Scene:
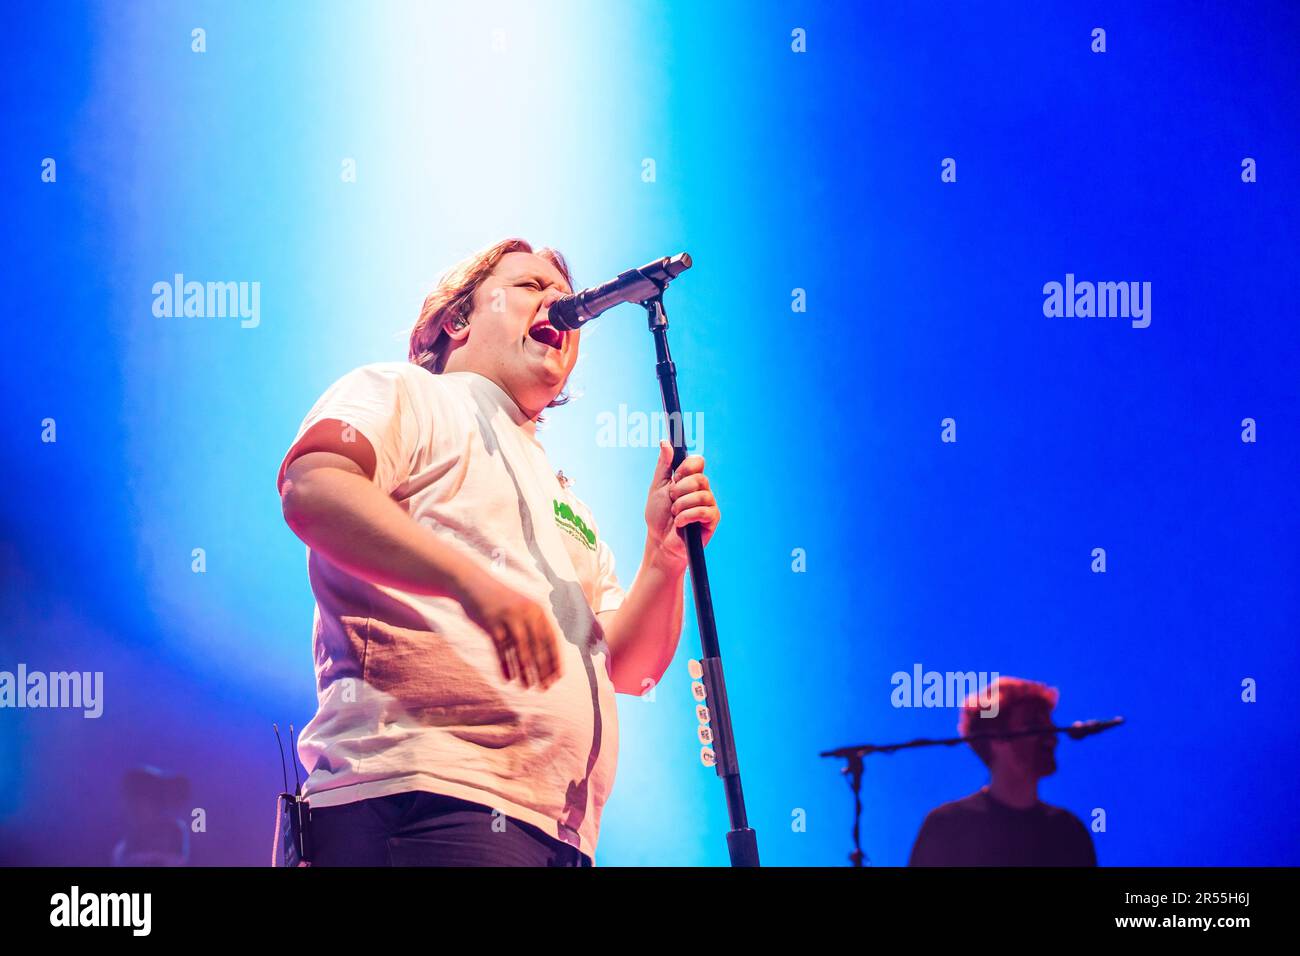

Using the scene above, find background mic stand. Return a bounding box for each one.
[643,289,760,867]
[821,716,1124,867]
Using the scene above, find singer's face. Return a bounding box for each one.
[462,252,579,416]
[993,700,1058,779]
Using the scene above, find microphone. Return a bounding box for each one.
[1062,716,1125,740]
[548,253,692,331]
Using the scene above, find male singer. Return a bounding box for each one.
[908,676,1097,866]
[276,238,720,866]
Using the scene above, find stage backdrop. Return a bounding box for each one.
[3,0,1298,865]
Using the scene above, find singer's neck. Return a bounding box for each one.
[986,773,1039,809]
[441,360,559,424]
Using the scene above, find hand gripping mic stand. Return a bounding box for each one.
[640,263,760,868]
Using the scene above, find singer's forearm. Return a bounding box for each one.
[280,457,489,603]
[603,541,688,696]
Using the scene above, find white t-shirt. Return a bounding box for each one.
[278,362,627,860]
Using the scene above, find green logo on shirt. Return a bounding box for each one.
[554,499,596,550]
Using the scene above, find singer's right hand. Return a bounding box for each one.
[459,571,563,690]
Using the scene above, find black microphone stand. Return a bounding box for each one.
[642,289,760,868]
[820,717,1124,867]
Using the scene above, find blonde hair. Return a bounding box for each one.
[409,237,574,382]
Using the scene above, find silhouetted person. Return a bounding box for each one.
[111,766,190,866]
[909,677,1096,866]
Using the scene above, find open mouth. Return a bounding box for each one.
[528,319,565,351]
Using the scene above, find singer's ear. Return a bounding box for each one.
[443,309,472,341]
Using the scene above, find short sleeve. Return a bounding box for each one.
[278,363,422,495]
[593,535,627,615]
[907,811,949,867]
[1071,815,1098,867]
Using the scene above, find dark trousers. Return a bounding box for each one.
[307,790,592,867]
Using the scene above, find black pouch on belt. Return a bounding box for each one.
[275,792,312,867]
